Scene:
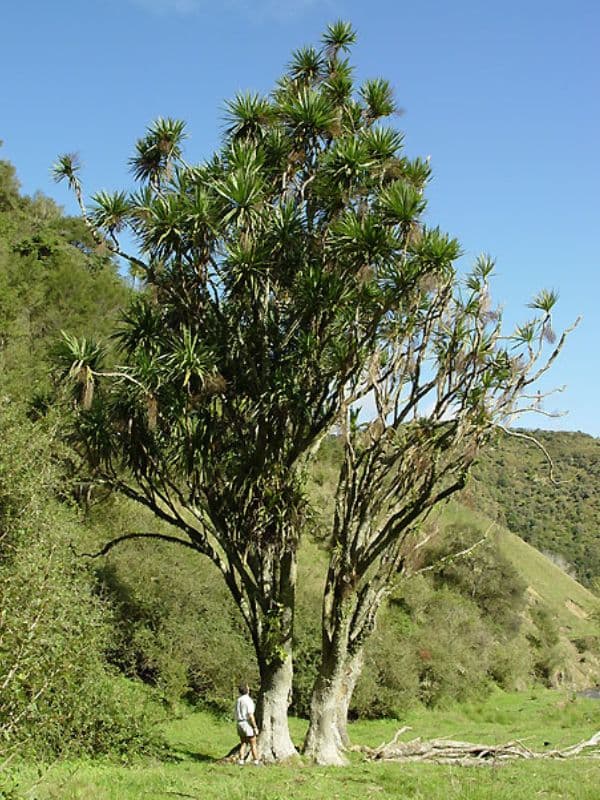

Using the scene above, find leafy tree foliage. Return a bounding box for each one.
[54,23,572,762]
[467,430,600,587]
[53,20,456,760]
[0,153,149,759]
[0,150,129,406]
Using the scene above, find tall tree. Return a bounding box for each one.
[54,22,572,762]
[55,20,428,760]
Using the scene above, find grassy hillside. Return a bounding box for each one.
[439,502,598,637]
[434,502,600,689]
[466,429,600,587]
[496,528,597,637]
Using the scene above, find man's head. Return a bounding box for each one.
[238,682,249,696]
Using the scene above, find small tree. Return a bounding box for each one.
[303,270,574,763]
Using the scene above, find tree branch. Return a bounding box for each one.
[72,532,200,558]
[494,425,569,486]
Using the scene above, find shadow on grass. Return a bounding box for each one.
[162,747,217,764]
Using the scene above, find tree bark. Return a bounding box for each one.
[256,650,298,762]
[253,545,298,762]
[335,649,363,749]
[303,644,365,765]
[303,659,349,765]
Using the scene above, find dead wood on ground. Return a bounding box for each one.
[356,727,600,766]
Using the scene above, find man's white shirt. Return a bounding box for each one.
[235,693,255,722]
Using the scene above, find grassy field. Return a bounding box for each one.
[7,689,600,800]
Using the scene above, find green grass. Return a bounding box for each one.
[8,689,600,800]
[495,529,598,636]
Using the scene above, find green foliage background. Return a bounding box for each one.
[0,408,156,759]
[0,155,152,758]
[0,154,128,406]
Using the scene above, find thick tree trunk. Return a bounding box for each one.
[303,646,365,765]
[256,651,298,762]
[303,662,349,765]
[302,606,360,765]
[335,649,363,749]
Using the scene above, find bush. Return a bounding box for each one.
[352,609,420,718]
[290,625,321,718]
[528,605,569,686]
[0,409,156,758]
[352,576,499,716]
[426,522,527,635]
[488,634,533,690]
[411,588,493,706]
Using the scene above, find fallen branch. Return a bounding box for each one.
[361,729,600,766]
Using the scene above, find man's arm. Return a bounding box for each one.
[247,699,259,735]
[248,711,259,735]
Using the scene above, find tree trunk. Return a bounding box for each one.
[303,659,349,765]
[254,545,299,762]
[303,605,360,765]
[256,651,298,762]
[335,649,363,749]
[303,646,365,765]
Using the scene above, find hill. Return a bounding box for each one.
[465,429,600,587]
[439,502,598,636]
[435,503,600,689]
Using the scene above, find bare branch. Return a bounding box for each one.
[494,425,570,486]
[72,532,200,558]
[407,525,494,578]
[523,316,582,388]
[91,369,148,392]
[362,728,600,764]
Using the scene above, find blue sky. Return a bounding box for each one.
[2,0,599,435]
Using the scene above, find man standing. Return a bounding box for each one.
[235,682,260,766]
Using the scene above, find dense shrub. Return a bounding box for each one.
[425,522,528,634]
[290,620,321,719]
[349,579,492,717]
[350,522,541,716]
[488,634,534,690]
[352,606,420,718]
[527,605,569,686]
[468,430,600,587]
[0,410,156,758]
